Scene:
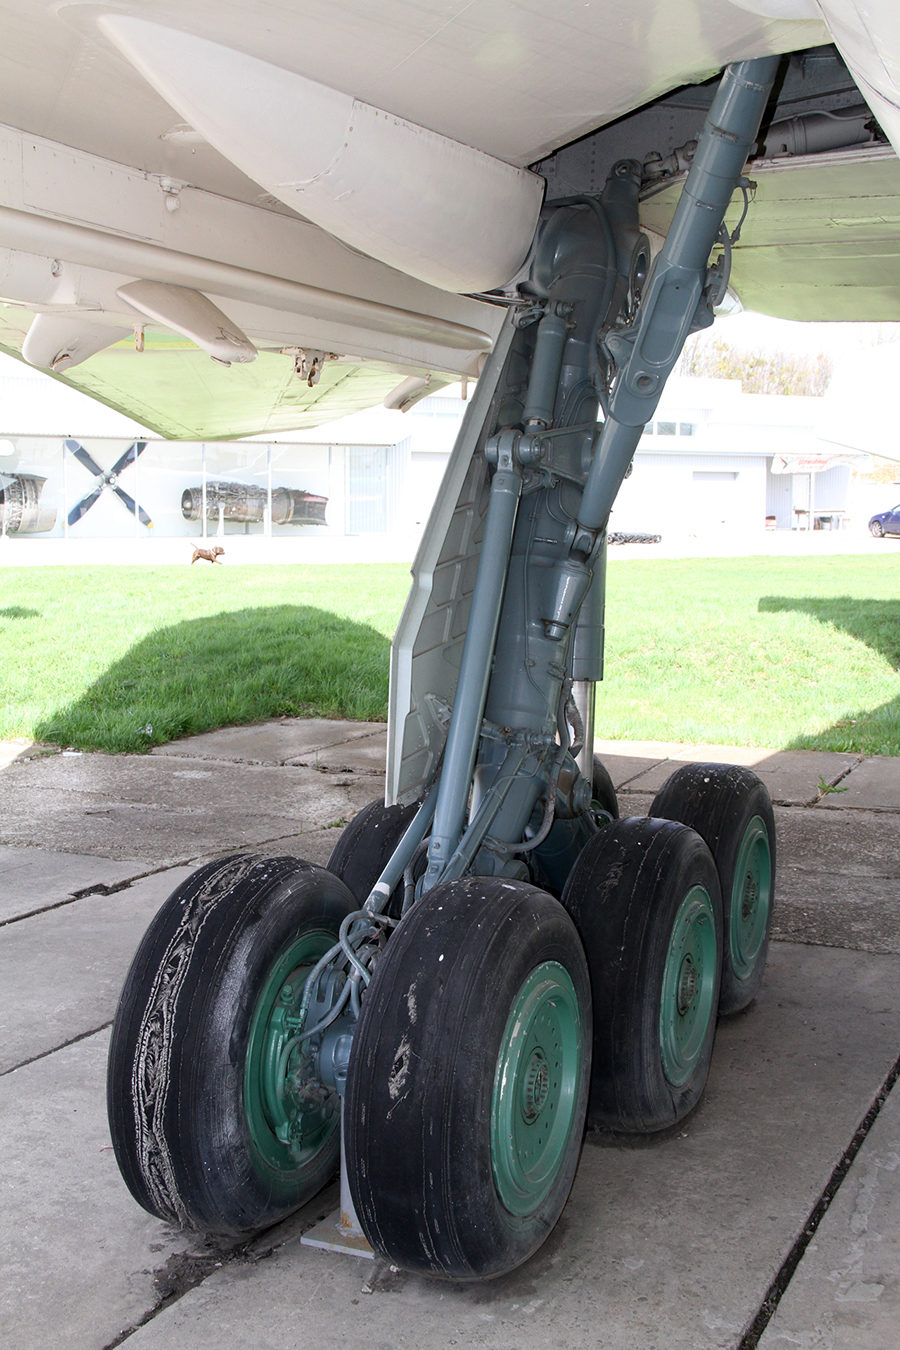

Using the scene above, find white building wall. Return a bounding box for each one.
[848,471,900,530]
[812,465,851,513]
[1,360,877,559]
[766,461,794,528]
[610,452,765,537]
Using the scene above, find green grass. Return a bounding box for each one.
[0,565,410,753]
[601,555,900,756]
[0,555,897,756]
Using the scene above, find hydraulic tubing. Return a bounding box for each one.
[576,57,779,534]
[362,783,438,912]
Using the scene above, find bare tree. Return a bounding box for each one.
[677,337,833,395]
[863,455,900,485]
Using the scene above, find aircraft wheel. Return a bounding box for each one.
[327,798,419,915]
[562,817,722,1133]
[107,855,354,1234]
[650,764,775,1014]
[592,755,619,819]
[870,520,885,538]
[345,877,591,1278]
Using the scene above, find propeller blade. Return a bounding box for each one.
[110,439,148,477]
[64,438,105,478]
[68,484,104,525]
[113,486,153,528]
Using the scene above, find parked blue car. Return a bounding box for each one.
[869,504,900,537]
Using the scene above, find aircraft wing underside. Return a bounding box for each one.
[644,147,900,322]
[0,1,899,438]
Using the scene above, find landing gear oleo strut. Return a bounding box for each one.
[108,60,779,1279]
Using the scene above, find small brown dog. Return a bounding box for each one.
[191,545,224,564]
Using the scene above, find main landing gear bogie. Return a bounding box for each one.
[106,790,764,1261]
[105,55,782,1281]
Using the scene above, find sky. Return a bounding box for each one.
[699,311,900,360]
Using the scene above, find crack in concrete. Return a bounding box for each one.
[737,1049,900,1349]
[0,1021,113,1076]
[0,825,345,930]
[779,865,900,879]
[99,1242,276,1350]
[814,757,864,803]
[0,862,192,928]
[815,802,900,814]
[97,1199,340,1349]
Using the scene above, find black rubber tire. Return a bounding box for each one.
[345,877,592,1279]
[561,817,722,1133]
[592,755,619,819]
[649,763,776,1015]
[107,854,354,1234]
[870,521,885,538]
[327,798,418,915]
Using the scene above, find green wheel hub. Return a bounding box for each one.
[491,961,584,1217]
[659,886,718,1088]
[730,815,772,979]
[244,930,340,1180]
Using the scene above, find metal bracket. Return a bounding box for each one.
[300,1104,375,1260]
[281,347,338,386]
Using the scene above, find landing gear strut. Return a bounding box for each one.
[108,58,780,1277]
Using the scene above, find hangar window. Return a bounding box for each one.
[346,446,387,532]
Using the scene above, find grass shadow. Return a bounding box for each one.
[759,595,900,755]
[35,605,391,753]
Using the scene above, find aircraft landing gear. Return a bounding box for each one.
[108,55,780,1277]
[562,817,723,1133]
[345,878,591,1277]
[107,856,354,1233]
[650,763,776,1014]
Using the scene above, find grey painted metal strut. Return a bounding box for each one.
[423,449,523,888]
[576,56,779,536]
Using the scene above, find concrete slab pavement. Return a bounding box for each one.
[0,752,377,863]
[0,867,195,1073]
[0,720,898,1350]
[815,755,900,813]
[604,743,861,807]
[286,732,388,774]
[149,718,387,766]
[0,847,149,924]
[769,808,900,954]
[0,1032,217,1350]
[758,1078,900,1350]
[592,739,682,791]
